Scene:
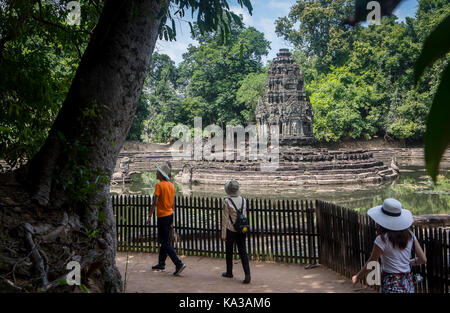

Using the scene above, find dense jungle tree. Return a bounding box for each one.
[0,0,253,292]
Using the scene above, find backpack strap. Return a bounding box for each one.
[240,197,246,211]
[227,197,244,226]
[227,197,242,213]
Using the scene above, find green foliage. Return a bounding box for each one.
[78,284,91,293]
[307,66,379,141]
[158,0,253,44]
[236,71,267,122]
[275,0,355,72]
[58,278,68,286]
[54,133,109,203]
[126,95,151,141]
[280,0,449,145]
[386,90,429,140]
[422,62,450,182]
[344,0,403,25]
[0,0,256,171]
[178,23,270,127]
[98,211,106,224]
[413,13,450,182]
[135,53,185,143]
[0,0,100,169]
[136,20,269,142]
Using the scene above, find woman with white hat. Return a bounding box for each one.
[352,198,427,293]
[221,179,251,284]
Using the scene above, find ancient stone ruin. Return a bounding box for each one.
[174,49,399,187]
[111,157,141,185]
[256,48,314,146]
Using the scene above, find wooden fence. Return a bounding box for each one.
[112,195,449,293]
[316,200,450,293]
[112,195,319,264]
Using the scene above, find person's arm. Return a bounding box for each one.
[221,200,228,241]
[410,239,427,266]
[147,183,161,224]
[352,243,383,284]
[171,194,175,228]
[147,195,158,224]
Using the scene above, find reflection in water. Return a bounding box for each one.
[110,166,449,215]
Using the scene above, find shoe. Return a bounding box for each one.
[173,263,186,276]
[152,264,165,271]
[222,272,233,278]
[243,275,251,284]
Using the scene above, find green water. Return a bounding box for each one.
[110,166,450,215]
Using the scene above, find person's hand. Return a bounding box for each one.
[352,275,359,285]
[146,217,151,225]
[221,236,226,242]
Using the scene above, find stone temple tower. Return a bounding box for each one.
[256,49,314,145]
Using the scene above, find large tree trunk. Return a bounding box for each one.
[1,0,166,292]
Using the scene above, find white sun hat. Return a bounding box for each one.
[224,179,240,197]
[155,164,171,181]
[367,198,413,231]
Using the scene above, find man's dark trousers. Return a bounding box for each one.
[225,229,250,275]
[157,214,182,267]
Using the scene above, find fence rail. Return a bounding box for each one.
[112,195,449,293]
[112,195,319,264]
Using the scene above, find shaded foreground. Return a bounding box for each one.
[116,252,374,293]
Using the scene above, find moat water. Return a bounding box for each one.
[111,165,450,215]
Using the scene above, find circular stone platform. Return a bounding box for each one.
[174,147,398,187]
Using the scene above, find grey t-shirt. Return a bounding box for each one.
[374,231,417,274]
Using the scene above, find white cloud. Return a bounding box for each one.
[154,0,420,66]
[155,17,198,64]
[267,0,293,15]
[230,5,254,25]
[393,0,418,22]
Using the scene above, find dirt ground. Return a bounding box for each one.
[116,252,375,293]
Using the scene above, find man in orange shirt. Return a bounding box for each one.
[147,164,186,276]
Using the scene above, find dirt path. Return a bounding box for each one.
[116,252,374,293]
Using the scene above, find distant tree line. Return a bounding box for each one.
[126,21,270,143]
[127,0,448,144]
[1,1,448,172]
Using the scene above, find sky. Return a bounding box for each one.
[155,0,419,66]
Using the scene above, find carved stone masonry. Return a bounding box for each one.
[255,49,314,146]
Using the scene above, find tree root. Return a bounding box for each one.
[0,276,25,292]
[0,174,123,292]
[21,223,49,287]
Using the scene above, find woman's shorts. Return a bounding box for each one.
[381,272,414,293]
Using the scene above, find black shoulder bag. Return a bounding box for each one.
[227,197,250,234]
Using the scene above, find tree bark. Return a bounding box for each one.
[2,0,167,292]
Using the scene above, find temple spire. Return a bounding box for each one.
[255,49,314,146]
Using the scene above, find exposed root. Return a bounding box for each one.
[22,223,49,287]
[0,174,123,292]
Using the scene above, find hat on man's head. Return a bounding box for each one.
[367,198,413,231]
[155,164,171,181]
[224,179,240,197]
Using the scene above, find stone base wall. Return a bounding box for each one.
[175,147,399,186]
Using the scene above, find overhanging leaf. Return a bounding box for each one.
[424,63,450,182]
[345,0,402,26]
[414,14,450,85]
